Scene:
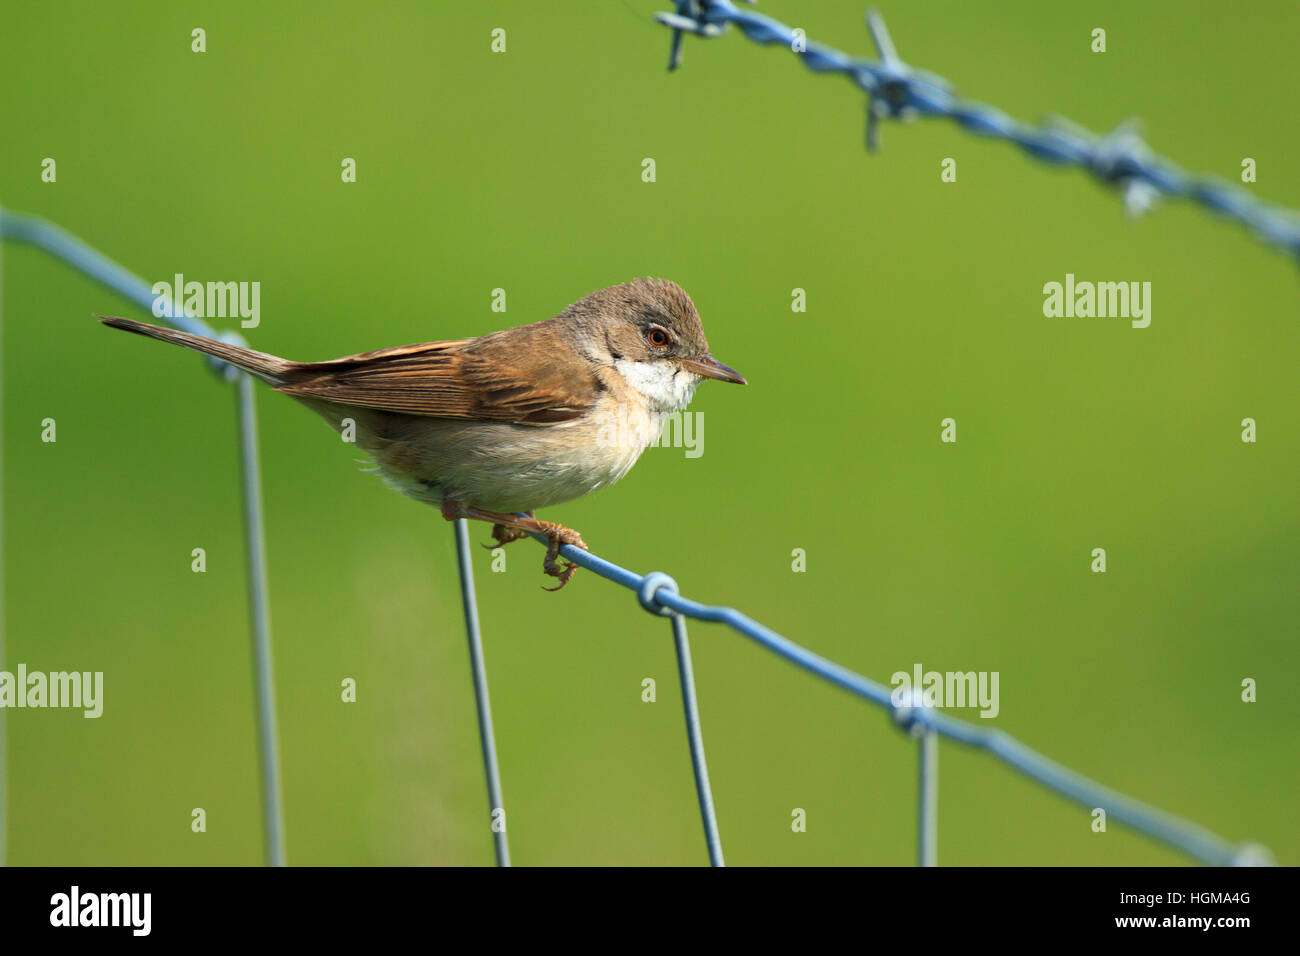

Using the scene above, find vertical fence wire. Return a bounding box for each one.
[0,208,286,866]
[670,612,724,866]
[0,223,7,866]
[918,728,937,867]
[452,518,511,867]
[637,571,725,866]
[235,373,286,866]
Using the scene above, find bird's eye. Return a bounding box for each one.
[645,327,670,348]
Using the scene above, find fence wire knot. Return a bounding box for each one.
[637,571,680,616]
[891,686,937,737]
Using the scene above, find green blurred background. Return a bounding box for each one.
[1,0,1296,866]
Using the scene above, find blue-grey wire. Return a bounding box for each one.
[235,374,286,866]
[669,606,725,866]
[0,218,7,866]
[0,208,287,865]
[657,1,1300,262]
[453,518,511,867]
[526,527,1270,867]
[918,729,937,867]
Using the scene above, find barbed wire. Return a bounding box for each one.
[656,1,1300,263]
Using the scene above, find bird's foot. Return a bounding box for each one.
[441,502,587,590]
[539,524,588,591]
[482,513,534,549]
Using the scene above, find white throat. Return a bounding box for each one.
[615,359,700,413]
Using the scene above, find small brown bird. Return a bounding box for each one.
[101,278,745,588]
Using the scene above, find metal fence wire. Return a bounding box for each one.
[658,2,1300,262]
[0,3,1289,867]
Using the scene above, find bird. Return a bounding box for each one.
[100,278,746,588]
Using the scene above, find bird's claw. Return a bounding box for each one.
[482,523,530,549]
[540,532,587,590]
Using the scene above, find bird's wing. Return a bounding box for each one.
[277,335,598,424]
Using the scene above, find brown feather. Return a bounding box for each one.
[276,323,601,424]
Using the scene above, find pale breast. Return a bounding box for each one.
[373,406,662,513]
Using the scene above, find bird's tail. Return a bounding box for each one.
[98,315,291,385]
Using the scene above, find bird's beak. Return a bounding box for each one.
[680,355,747,385]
